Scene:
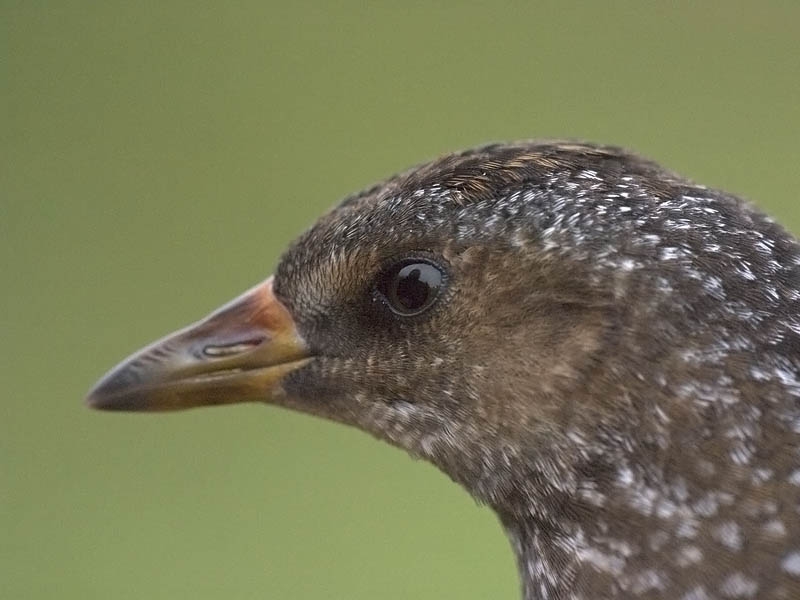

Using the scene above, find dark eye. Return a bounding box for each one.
[376,259,444,316]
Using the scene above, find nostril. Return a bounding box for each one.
[202,337,265,358]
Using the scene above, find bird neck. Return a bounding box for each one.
[494,460,684,600]
[500,492,664,600]
[501,515,580,600]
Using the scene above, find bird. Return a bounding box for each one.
[87,141,800,599]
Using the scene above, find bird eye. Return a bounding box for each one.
[376,259,444,316]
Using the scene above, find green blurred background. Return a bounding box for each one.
[3,2,799,598]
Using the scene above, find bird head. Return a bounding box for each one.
[85,141,778,512]
[88,142,649,508]
[87,141,800,597]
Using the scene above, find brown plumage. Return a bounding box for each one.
[88,141,800,599]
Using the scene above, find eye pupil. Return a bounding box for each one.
[379,260,444,316]
[394,266,426,309]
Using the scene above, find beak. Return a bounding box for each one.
[86,276,311,412]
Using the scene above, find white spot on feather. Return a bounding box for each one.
[713,521,743,551]
[782,551,800,576]
[720,572,758,598]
